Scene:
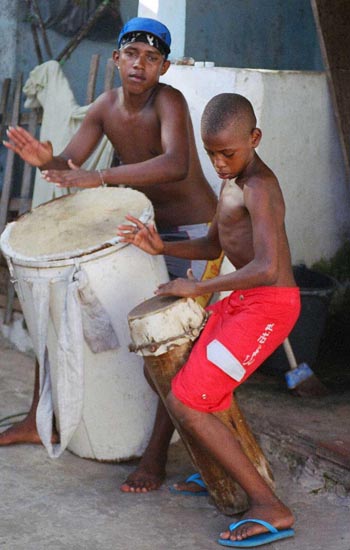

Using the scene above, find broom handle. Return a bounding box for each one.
[282,338,298,370]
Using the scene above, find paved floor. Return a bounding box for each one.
[0,332,350,550]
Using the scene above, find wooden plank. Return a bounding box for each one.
[9,197,32,214]
[0,74,22,233]
[86,54,100,105]
[316,439,350,469]
[19,110,42,126]
[311,0,350,179]
[0,292,22,313]
[104,58,116,92]
[18,109,38,215]
[0,78,11,137]
[56,1,112,64]
[0,74,23,324]
[4,282,16,325]
[30,21,44,65]
[30,0,53,59]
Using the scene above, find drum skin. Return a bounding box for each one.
[128,295,275,515]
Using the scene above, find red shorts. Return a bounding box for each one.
[171,287,301,412]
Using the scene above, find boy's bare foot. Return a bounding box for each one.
[219,500,294,542]
[120,462,166,493]
[0,417,59,446]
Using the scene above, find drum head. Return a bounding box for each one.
[6,187,153,261]
[128,295,181,321]
[128,295,208,356]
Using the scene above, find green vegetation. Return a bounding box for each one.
[311,241,350,391]
[312,240,350,283]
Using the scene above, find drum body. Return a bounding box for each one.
[1,188,169,460]
[128,295,275,515]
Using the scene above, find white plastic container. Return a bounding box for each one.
[0,188,169,461]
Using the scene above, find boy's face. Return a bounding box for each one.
[113,42,170,93]
[202,124,261,180]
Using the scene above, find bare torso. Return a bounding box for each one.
[100,85,217,229]
[217,163,296,288]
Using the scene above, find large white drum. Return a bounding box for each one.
[0,187,169,461]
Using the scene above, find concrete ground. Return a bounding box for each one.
[0,331,350,550]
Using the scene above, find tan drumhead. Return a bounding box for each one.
[128,295,180,320]
[128,295,208,356]
[7,187,152,260]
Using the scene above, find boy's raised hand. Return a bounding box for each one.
[117,214,165,255]
[4,126,53,167]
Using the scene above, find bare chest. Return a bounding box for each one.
[102,107,162,163]
[218,181,253,262]
[218,180,247,224]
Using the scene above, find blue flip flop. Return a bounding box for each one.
[217,519,295,547]
[169,472,209,496]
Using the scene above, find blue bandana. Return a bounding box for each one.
[119,31,168,57]
[118,17,171,58]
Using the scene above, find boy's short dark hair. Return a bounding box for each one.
[202,93,257,136]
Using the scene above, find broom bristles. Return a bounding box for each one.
[285,362,329,397]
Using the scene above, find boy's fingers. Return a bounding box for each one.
[67,159,80,170]
[8,126,31,141]
[125,214,140,223]
[148,221,158,235]
[125,214,145,229]
[186,268,195,280]
[2,140,13,150]
[6,129,26,148]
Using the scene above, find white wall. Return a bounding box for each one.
[138,0,186,60]
[161,66,350,265]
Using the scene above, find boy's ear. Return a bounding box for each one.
[112,50,120,67]
[251,128,262,148]
[160,59,171,75]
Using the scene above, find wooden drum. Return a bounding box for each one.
[128,294,275,515]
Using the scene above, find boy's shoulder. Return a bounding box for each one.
[245,157,278,188]
[241,159,282,201]
[154,83,187,103]
[153,84,190,121]
[95,83,186,107]
[92,87,120,109]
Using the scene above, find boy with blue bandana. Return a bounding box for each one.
[2,18,219,493]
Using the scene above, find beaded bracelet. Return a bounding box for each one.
[98,169,107,187]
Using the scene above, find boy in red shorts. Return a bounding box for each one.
[118,92,299,547]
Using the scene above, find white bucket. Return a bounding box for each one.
[0,188,169,461]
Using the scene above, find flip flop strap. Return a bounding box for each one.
[228,519,278,534]
[185,473,207,489]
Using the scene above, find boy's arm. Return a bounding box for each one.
[118,214,221,260]
[4,100,105,178]
[118,214,222,299]
[153,178,281,299]
[41,88,191,189]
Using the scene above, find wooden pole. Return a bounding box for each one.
[56,0,113,64]
[311,0,350,181]
[30,0,53,59]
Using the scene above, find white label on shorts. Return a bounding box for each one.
[206,339,246,382]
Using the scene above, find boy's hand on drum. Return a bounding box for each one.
[41,161,101,188]
[4,126,53,167]
[117,214,165,255]
[155,269,200,298]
